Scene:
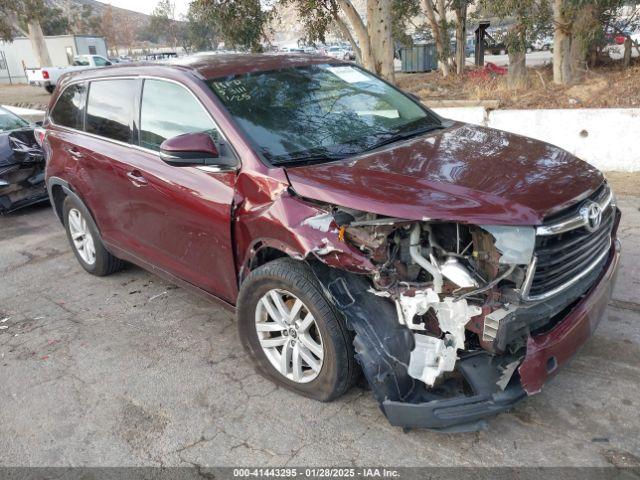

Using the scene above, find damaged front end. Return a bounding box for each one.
[303,194,620,431]
[0,129,47,214]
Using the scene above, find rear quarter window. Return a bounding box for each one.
[50,83,87,130]
[86,79,136,143]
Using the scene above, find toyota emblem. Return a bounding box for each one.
[580,201,602,232]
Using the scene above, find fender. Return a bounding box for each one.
[47,176,99,231]
[234,190,378,286]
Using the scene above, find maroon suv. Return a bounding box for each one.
[41,54,620,431]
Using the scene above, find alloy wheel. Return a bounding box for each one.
[255,289,324,383]
[68,208,96,265]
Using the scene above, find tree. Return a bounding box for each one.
[552,0,639,84]
[480,0,550,88]
[0,0,52,67]
[452,0,472,75]
[114,11,138,54]
[101,5,119,55]
[553,0,571,84]
[69,4,101,35]
[138,21,161,44]
[151,0,181,48]
[421,0,452,76]
[366,0,396,80]
[0,8,16,42]
[41,6,70,36]
[391,0,420,48]
[281,0,395,82]
[184,6,218,52]
[190,0,271,52]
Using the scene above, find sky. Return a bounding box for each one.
[102,0,191,18]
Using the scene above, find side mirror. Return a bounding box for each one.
[159,132,233,168]
[105,61,112,66]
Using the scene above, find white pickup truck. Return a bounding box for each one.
[25,55,112,94]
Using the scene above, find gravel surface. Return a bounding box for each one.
[0,197,639,467]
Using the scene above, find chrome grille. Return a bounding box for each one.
[525,184,615,301]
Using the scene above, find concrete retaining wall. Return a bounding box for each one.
[433,106,640,172]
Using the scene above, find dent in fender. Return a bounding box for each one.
[233,171,377,283]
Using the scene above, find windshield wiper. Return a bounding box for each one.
[270,152,349,167]
[270,124,444,167]
[359,124,445,154]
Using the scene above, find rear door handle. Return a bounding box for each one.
[65,147,83,160]
[126,169,148,187]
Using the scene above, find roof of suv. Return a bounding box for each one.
[66,53,347,82]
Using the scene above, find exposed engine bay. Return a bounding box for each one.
[330,207,535,384]
[299,196,618,431]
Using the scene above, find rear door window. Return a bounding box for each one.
[139,79,217,151]
[86,79,135,143]
[50,83,87,130]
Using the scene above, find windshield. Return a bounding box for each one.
[0,108,29,132]
[208,64,441,165]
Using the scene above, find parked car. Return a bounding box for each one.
[613,30,640,46]
[41,54,621,431]
[465,36,476,57]
[342,48,356,61]
[141,52,178,61]
[0,107,46,213]
[25,55,112,93]
[326,45,351,60]
[281,46,305,53]
[532,35,553,51]
[485,39,534,55]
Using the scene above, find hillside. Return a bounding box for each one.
[47,0,151,30]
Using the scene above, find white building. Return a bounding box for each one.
[0,35,108,84]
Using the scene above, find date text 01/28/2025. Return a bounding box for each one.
[232,468,400,477]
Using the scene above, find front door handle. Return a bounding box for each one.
[65,147,83,160]
[126,169,148,187]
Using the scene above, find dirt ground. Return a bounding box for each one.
[0,84,52,109]
[604,172,640,197]
[397,60,640,110]
[1,194,639,468]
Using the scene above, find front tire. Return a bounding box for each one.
[63,196,124,276]
[237,258,357,401]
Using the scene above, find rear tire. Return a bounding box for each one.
[45,85,55,94]
[63,196,124,276]
[237,258,358,402]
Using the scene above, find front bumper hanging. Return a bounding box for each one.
[311,237,620,431]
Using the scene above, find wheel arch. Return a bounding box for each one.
[238,239,298,286]
[47,177,100,234]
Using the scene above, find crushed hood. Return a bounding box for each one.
[285,122,604,225]
[0,128,41,168]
